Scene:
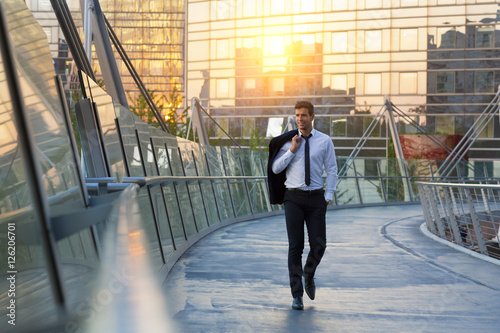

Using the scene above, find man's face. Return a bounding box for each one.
[295,107,314,132]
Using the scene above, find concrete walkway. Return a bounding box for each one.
[162,204,500,332]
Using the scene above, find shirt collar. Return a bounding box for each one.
[299,128,316,138]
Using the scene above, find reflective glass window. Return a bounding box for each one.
[216,39,230,59]
[400,72,418,94]
[216,78,230,97]
[216,118,229,137]
[296,34,316,54]
[365,0,382,9]
[437,27,456,48]
[243,0,257,17]
[332,74,347,94]
[475,116,494,138]
[188,41,209,61]
[475,71,494,93]
[242,118,256,137]
[266,117,284,137]
[188,2,210,23]
[332,0,348,10]
[475,26,494,48]
[365,30,382,52]
[331,117,347,137]
[436,72,455,93]
[332,32,347,53]
[216,0,231,20]
[270,0,285,15]
[38,0,52,11]
[272,77,285,93]
[400,29,418,50]
[292,0,316,13]
[365,73,382,94]
[436,116,454,135]
[401,0,418,6]
[301,0,316,13]
[244,78,256,90]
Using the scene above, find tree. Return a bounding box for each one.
[127,89,166,125]
[164,86,190,137]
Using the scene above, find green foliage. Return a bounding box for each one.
[127,89,165,125]
[245,128,268,152]
[164,86,191,137]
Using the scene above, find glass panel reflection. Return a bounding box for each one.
[79,72,125,181]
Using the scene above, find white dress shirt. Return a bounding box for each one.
[271,128,338,201]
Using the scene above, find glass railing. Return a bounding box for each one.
[418,181,500,262]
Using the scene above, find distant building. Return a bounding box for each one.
[30,0,500,159]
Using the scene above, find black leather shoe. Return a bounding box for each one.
[292,296,304,310]
[304,276,316,300]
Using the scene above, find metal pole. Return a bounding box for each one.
[83,0,93,64]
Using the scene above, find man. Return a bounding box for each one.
[268,101,338,310]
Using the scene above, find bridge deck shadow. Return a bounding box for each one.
[162,204,500,333]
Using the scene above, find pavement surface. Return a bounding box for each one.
[162,204,500,332]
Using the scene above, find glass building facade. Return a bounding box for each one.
[186,0,500,158]
[28,0,500,159]
[27,0,185,109]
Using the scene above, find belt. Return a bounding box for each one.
[287,188,323,194]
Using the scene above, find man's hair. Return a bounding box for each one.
[294,101,314,116]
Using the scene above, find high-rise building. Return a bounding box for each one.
[186,0,500,159]
[29,0,500,159]
[28,0,185,114]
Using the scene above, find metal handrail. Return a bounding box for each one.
[418,180,500,262]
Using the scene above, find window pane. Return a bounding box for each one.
[272,77,285,92]
[436,27,455,48]
[365,30,381,52]
[332,32,347,53]
[332,74,347,94]
[217,118,229,137]
[400,72,417,94]
[436,72,455,93]
[436,116,454,135]
[242,118,255,137]
[331,117,347,137]
[266,117,284,137]
[217,79,229,97]
[268,36,285,56]
[476,26,494,48]
[271,0,285,15]
[188,41,209,61]
[400,29,418,50]
[475,71,494,93]
[401,0,418,6]
[217,0,231,19]
[243,0,257,17]
[474,116,494,138]
[365,0,382,9]
[332,0,348,10]
[216,39,229,59]
[300,34,315,53]
[301,0,316,12]
[244,78,256,90]
[365,73,381,94]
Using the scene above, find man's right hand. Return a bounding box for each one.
[290,135,301,154]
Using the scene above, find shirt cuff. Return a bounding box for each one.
[324,191,334,202]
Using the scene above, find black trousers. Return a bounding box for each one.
[284,189,327,298]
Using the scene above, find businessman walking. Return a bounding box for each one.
[268,101,338,310]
